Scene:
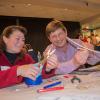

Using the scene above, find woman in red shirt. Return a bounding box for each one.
[0,25,54,88]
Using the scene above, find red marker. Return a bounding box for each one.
[63,74,75,78]
[37,86,64,93]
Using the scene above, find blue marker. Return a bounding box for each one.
[43,81,62,89]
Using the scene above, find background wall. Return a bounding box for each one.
[0,16,81,53]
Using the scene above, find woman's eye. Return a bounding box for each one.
[16,38,20,40]
[52,36,56,39]
[16,38,25,42]
[22,39,25,42]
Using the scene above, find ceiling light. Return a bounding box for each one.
[27,4,32,6]
[24,3,32,7]
[64,8,68,11]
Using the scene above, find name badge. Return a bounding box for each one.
[1,66,10,71]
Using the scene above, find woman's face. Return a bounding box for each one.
[48,28,67,48]
[3,30,25,53]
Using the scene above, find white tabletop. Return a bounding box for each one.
[0,72,100,100]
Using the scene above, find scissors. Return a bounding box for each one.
[40,48,56,65]
[34,49,56,75]
[71,76,81,83]
[47,48,56,59]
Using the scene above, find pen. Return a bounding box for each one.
[63,74,75,78]
[37,86,64,93]
[43,81,62,89]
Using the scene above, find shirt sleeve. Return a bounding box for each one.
[85,43,100,65]
[0,54,35,89]
[42,63,55,79]
[87,52,100,65]
[0,65,23,88]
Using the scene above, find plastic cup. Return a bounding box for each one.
[24,63,43,86]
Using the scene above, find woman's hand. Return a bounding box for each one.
[17,64,40,80]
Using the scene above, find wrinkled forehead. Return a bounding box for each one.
[10,30,25,38]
